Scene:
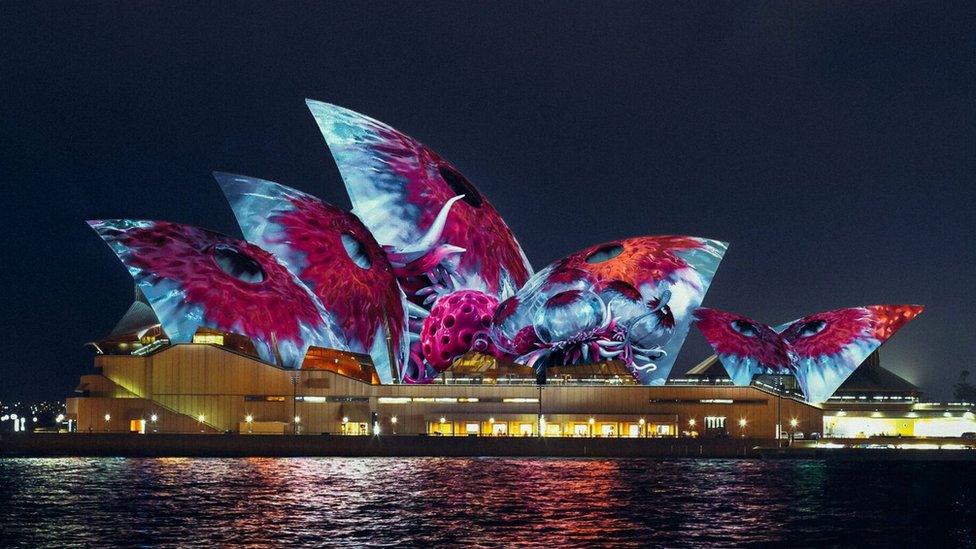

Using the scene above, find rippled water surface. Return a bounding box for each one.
[1,458,974,547]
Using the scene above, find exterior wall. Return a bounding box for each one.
[71,344,823,437]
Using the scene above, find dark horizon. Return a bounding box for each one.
[2,3,973,401]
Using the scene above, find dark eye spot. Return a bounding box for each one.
[731,320,760,338]
[797,320,827,338]
[438,165,482,207]
[212,245,266,283]
[341,233,372,270]
[586,244,624,264]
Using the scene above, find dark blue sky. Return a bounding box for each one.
[2,3,973,400]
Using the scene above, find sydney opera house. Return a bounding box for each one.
[65,101,973,439]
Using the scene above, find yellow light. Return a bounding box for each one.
[739,419,747,427]
[391,416,398,424]
[836,411,847,417]
[294,416,301,424]
[197,415,205,422]
[489,417,495,424]
[789,418,798,428]
[439,417,446,424]
[688,418,696,426]
[55,414,65,423]
[638,418,645,425]
[342,416,349,424]
[104,413,111,422]
[245,415,253,423]
[588,417,595,424]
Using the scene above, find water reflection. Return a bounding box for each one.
[0,458,973,547]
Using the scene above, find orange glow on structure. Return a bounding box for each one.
[301,346,380,384]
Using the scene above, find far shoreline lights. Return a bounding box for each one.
[87,100,923,405]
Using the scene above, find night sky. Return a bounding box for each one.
[2,3,973,401]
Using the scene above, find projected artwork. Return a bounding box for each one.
[305,100,533,304]
[215,173,409,384]
[88,99,920,391]
[489,237,727,385]
[88,220,343,369]
[695,305,924,402]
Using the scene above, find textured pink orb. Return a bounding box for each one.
[420,290,499,371]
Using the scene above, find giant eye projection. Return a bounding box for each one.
[695,305,924,403]
[88,100,921,402]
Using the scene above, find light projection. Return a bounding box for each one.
[695,305,924,402]
[489,237,727,385]
[88,219,343,369]
[214,173,409,384]
[88,99,920,391]
[305,100,533,304]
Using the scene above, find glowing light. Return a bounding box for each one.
[104,413,111,422]
[294,416,301,423]
[378,397,411,404]
[245,415,253,423]
[871,411,882,418]
[503,398,539,403]
[688,418,696,427]
[150,414,158,422]
[391,416,398,424]
[944,412,953,418]
[489,417,495,424]
[55,414,65,423]
[738,418,747,428]
[197,414,205,422]
[789,418,799,427]
[836,411,847,417]
[439,417,446,424]
[638,418,645,426]
[342,416,349,424]
[588,417,595,425]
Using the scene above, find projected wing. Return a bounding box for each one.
[777,305,924,403]
[88,219,342,369]
[305,100,533,303]
[492,236,727,385]
[694,308,793,386]
[215,173,410,384]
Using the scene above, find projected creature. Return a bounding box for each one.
[214,173,409,384]
[489,237,726,385]
[88,220,343,369]
[694,305,924,402]
[306,100,533,305]
[89,100,918,391]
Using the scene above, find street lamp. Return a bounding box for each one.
[738,418,747,437]
[104,413,111,432]
[391,415,398,435]
[341,416,349,435]
[639,418,646,438]
[245,414,253,434]
[150,414,158,423]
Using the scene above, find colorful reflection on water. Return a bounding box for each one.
[0,458,973,547]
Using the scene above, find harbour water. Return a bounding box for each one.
[1,457,973,547]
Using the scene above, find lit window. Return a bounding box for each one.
[192,334,224,345]
[705,416,726,429]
